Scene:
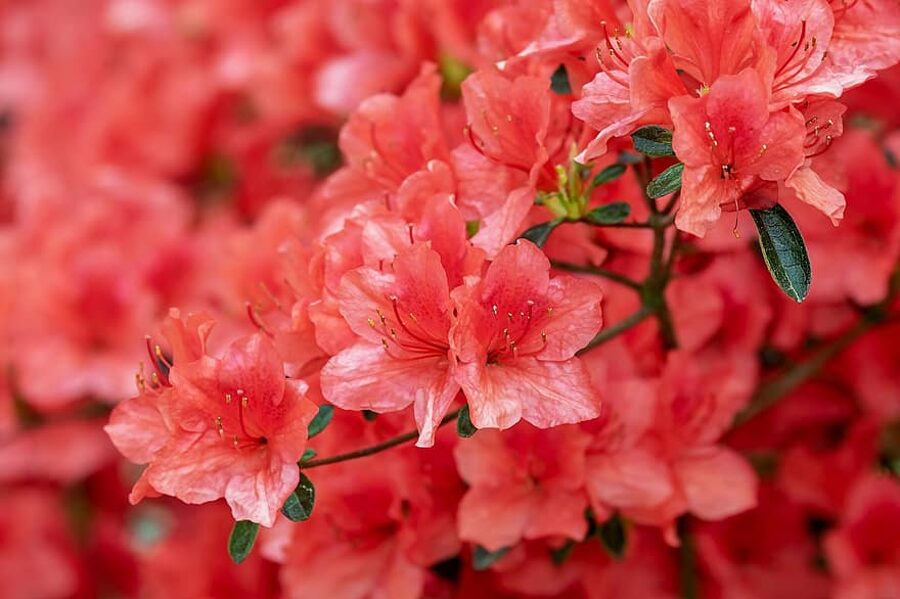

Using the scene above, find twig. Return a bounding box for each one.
[732,318,876,427]
[302,409,461,469]
[551,260,642,290]
[577,307,652,355]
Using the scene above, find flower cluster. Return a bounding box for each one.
[2,0,900,597]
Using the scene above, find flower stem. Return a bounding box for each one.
[577,307,653,354]
[677,517,699,599]
[734,264,900,427]
[301,409,461,469]
[551,260,642,290]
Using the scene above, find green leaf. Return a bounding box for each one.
[362,409,378,421]
[631,126,675,157]
[591,163,626,188]
[550,539,577,565]
[472,545,510,570]
[465,220,481,238]
[307,405,334,439]
[617,151,643,165]
[583,202,630,225]
[456,405,477,438]
[281,473,315,522]
[550,64,572,95]
[299,447,317,463]
[228,520,259,564]
[520,218,564,248]
[749,204,811,302]
[646,163,684,199]
[598,514,628,559]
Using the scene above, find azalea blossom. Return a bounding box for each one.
[107,312,316,527]
[3,0,900,594]
[451,240,603,430]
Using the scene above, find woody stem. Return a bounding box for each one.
[551,260,643,290]
[301,409,462,469]
[733,264,900,427]
[641,214,679,350]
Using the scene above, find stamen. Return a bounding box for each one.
[154,345,172,369]
[135,368,146,392]
[144,336,170,386]
[599,21,628,67]
[775,19,807,78]
[246,303,274,338]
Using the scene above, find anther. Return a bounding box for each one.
[492,304,499,317]
[367,317,376,328]
[225,392,233,404]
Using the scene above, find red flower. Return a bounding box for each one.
[451,240,603,430]
[669,68,806,236]
[106,312,316,526]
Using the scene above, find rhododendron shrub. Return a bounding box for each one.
[2,0,900,596]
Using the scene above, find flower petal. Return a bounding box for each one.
[675,446,758,521]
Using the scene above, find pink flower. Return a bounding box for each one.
[573,36,686,162]
[106,312,316,527]
[825,474,900,599]
[320,243,460,447]
[669,68,806,236]
[454,423,591,551]
[451,240,603,430]
[461,68,557,185]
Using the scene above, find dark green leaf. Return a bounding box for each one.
[520,218,564,248]
[472,545,510,570]
[299,447,317,463]
[228,520,259,564]
[307,405,334,439]
[362,409,379,421]
[591,164,626,188]
[550,64,572,95]
[456,405,477,438]
[584,202,630,225]
[281,473,315,522]
[465,220,481,238]
[631,126,675,157]
[598,514,628,559]
[646,163,684,199]
[550,539,576,565]
[749,204,811,302]
[617,151,643,165]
